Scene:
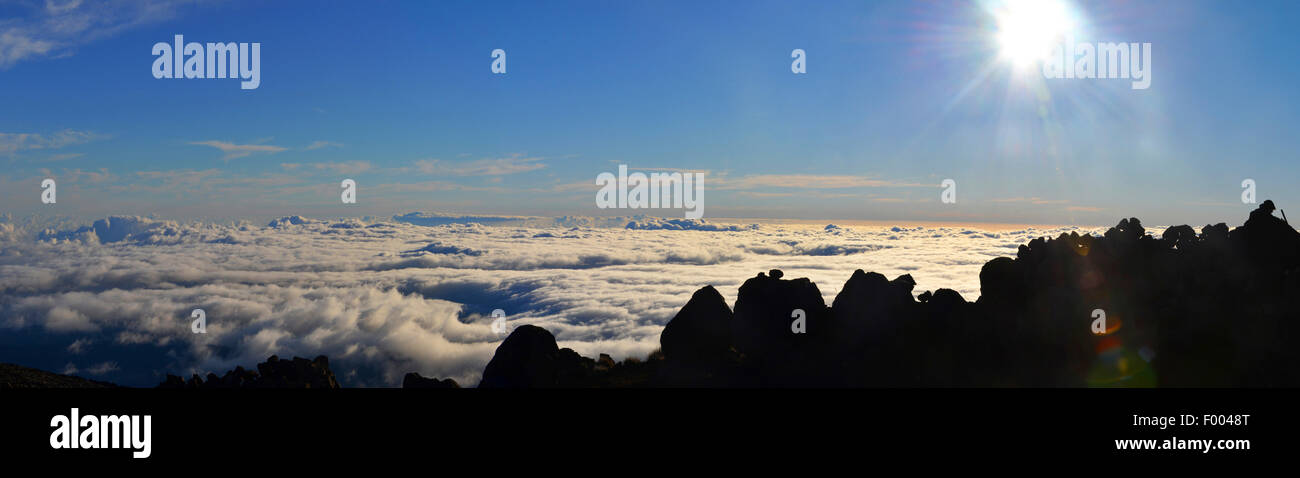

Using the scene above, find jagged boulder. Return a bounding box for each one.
[1106,217,1145,242]
[830,270,917,346]
[978,256,1022,306]
[1162,225,1197,250]
[660,285,733,364]
[478,325,596,388]
[478,325,562,388]
[257,355,340,389]
[658,285,738,385]
[595,353,616,372]
[731,269,831,385]
[1202,223,1229,243]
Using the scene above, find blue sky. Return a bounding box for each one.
[2,0,1299,225]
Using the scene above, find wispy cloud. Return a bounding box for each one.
[603,162,711,174]
[735,191,796,198]
[66,338,93,354]
[304,140,344,151]
[134,169,222,190]
[413,155,545,176]
[990,197,1070,205]
[85,361,121,375]
[0,129,105,155]
[190,140,289,160]
[0,0,197,69]
[311,160,371,175]
[279,161,370,175]
[543,172,925,196]
[712,174,927,190]
[376,180,510,194]
[44,152,84,161]
[39,167,115,184]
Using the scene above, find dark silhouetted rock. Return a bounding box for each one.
[478,325,598,388]
[658,285,739,386]
[656,201,1298,387]
[158,355,339,389]
[731,269,831,386]
[660,286,733,363]
[595,354,616,372]
[978,257,1021,305]
[1162,224,1197,250]
[403,373,460,389]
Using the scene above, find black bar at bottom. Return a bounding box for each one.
[1,388,1290,466]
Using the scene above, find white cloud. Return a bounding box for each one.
[711,174,928,190]
[413,155,545,176]
[85,361,120,375]
[624,218,758,231]
[67,337,93,354]
[190,140,289,160]
[0,0,195,68]
[304,141,344,151]
[0,129,104,155]
[310,161,371,175]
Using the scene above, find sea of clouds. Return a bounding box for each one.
[0,213,1112,387]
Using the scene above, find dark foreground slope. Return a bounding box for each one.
[0,363,118,389]
[473,201,1300,388]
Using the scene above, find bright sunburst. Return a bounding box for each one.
[995,0,1076,69]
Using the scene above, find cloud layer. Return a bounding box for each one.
[0,213,1109,387]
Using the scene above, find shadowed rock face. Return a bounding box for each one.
[478,202,1300,388]
[158,355,339,389]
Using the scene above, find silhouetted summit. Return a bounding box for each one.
[480,201,1300,387]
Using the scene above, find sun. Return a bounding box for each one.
[994,0,1076,69]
